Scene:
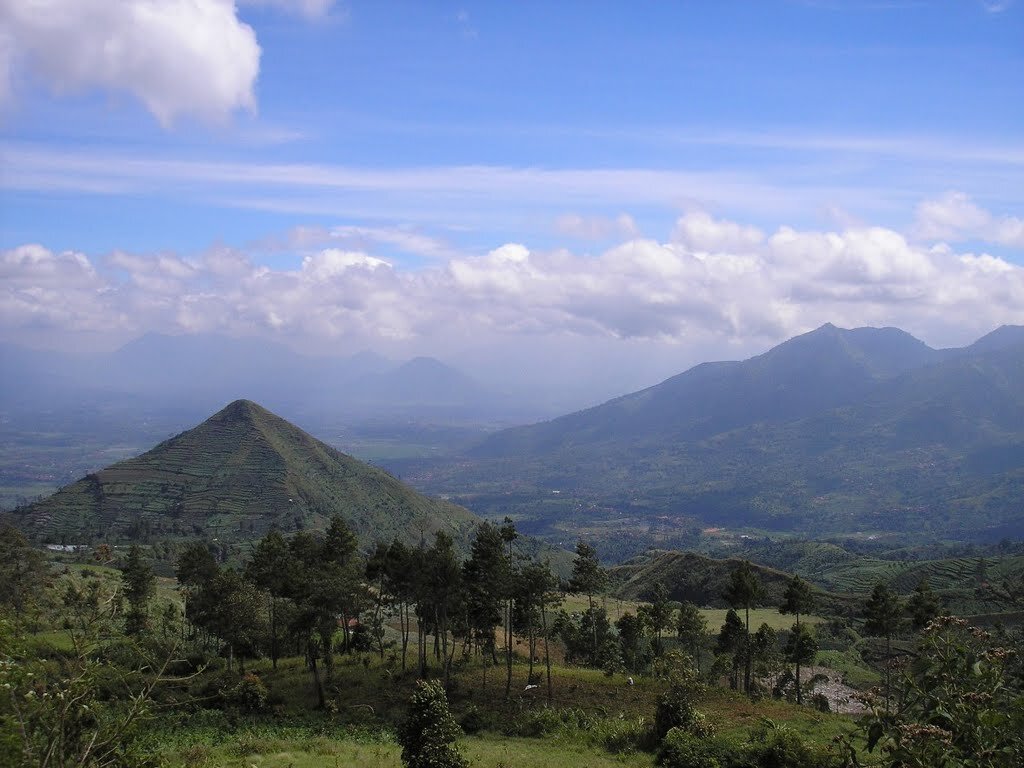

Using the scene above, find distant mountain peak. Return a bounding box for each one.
[968,325,1024,353]
[212,398,266,421]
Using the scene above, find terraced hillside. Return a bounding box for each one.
[15,399,480,546]
[817,554,1024,595]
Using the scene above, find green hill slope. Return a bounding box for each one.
[610,550,798,607]
[16,399,480,546]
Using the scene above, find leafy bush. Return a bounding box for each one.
[657,727,724,768]
[227,672,268,712]
[397,680,467,768]
[653,663,711,741]
[744,721,828,768]
[504,706,591,737]
[859,616,1023,768]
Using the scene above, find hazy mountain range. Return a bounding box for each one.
[0,332,516,423]
[6,322,1024,547]
[396,323,1024,543]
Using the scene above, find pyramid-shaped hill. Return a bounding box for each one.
[17,399,480,546]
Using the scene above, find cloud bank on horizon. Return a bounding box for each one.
[1,0,1022,380]
[4,202,1023,353]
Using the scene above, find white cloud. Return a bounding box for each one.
[3,207,1024,357]
[672,210,763,252]
[0,0,260,125]
[913,191,1024,247]
[0,244,121,332]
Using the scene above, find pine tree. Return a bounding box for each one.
[784,622,818,704]
[385,539,416,671]
[516,559,556,684]
[245,529,293,669]
[716,608,746,690]
[779,574,815,703]
[424,532,462,686]
[121,544,155,636]
[398,680,468,768]
[864,581,902,713]
[723,560,764,694]
[569,540,607,664]
[752,623,781,692]
[907,578,940,631]
[462,522,506,682]
[642,582,673,657]
[499,517,518,699]
[192,568,264,673]
[676,601,708,674]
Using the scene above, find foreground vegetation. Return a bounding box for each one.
[2,520,1022,767]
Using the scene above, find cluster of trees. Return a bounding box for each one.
[155,517,566,706]
[550,558,822,706]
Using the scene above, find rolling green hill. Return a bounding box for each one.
[14,399,481,547]
[609,550,799,607]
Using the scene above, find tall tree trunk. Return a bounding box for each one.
[542,602,553,705]
[340,614,350,655]
[400,602,409,671]
[743,605,751,695]
[321,627,334,684]
[504,600,513,699]
[794,612,802,706]
[270,595,278,670]
[885,632,892,714]
[417,618,426,678]
[527,612,536,682]
[588,593,597,663]
[308,639,325,709]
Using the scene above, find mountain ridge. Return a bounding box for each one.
[404,323,1024,542]
[472,323,943,458]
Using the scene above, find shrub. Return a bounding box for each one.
[859,616,1023,768]
[398,680,467,768]
[657,728,723,768]
[653,664,711,741]
[591,716,648,753]
[227,673,268,712]
[744,721,832,768]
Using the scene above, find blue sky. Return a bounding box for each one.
[1,0,1023,397]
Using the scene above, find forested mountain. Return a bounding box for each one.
[14,399,481,546]
[473,323,941,455]
[402,324,1024,542]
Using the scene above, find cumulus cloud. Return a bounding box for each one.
[0,244,120,332]
[913,191,1024,247]
[672,210,763,252]
[0,0,260,125]
[4,208,1024,355]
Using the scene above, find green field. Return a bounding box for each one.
[159,731,656,768]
